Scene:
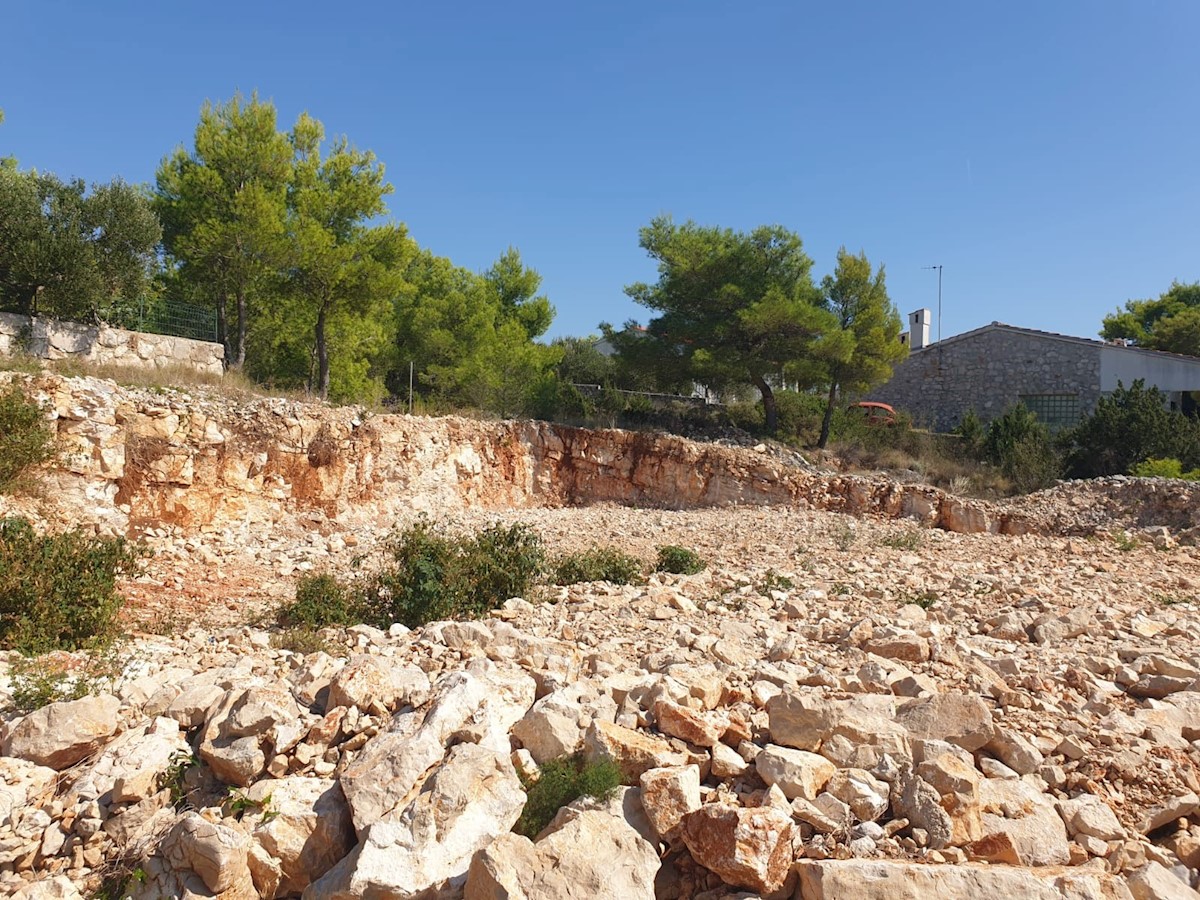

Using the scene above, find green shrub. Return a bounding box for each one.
[1062,380,1200,478]
[271,626,341,656]
[7,647,122,713]
[0,518,139,653]
[515,754,622,838]
[360,521,545,629]
[952,409,987,459]
[551,547,642,585]
[278,573,359,629]
[655,544,706,575]
[982,404,1061,492]
[0,383,55,493]
[1132,457,1200,480]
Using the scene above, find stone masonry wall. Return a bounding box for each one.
[0,312,224,377]
[869,328,1102,431]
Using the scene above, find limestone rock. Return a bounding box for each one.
[11,876,84,899]
[1059,795,1125,842]
[325,654,430,713]
[825,768,890,823]
[198,686,304,787]
[756,744,836,801]
[68,716,189,805]
[679,803,794,894]
[305,743,525,899]
[653,699,727,747]
[161,811,256,896]
[795,858,1135,899]
[584,719,695,783]
[917,752,984,845]
[1126,861,1200,900]
[639,765,701,839]
[895,693,994,752]
[244,776,355,897]
[975,778,1071,866]
[3,693,120,770]
[465,788,658,900]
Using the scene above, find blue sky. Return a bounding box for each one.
[3,1,1197,342]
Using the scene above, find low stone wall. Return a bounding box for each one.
[0,312,224,377]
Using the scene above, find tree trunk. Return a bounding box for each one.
[233,289,247,369]
[751,373,778,435]
[315,304,330,399]
[818,381,838,449]
[216,293,229,370]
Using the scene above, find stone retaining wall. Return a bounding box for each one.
[0,312,224,377]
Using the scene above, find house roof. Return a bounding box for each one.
[912,321,1200,366]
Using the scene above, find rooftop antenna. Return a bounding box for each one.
[922,265,943,342]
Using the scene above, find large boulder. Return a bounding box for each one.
[465,788,659,900]
[679,803,794,894]
[159,811,257,898]
[339,664,533,835]
[3,694,120,770]
[795,859,1135,899]
[68,716,189,805]
[894,694,994,752]
[325,655,429,714]
[305,743,525,899]
[244,777,355,898]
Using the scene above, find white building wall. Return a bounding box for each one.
[1099,346,1200,393]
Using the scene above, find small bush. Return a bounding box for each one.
[551,547,642,585]
[878,529,924,551]
[952,409,987,459]
[655,545,706,575]
[7,648,121,713]
[271,626,341,656]
[279,573,359,629]
[515,754,622,838]
[1131,458,1200,480]
[0,383,55,493]
[1062,380,1200,478]
[758,569,795,593]
[983,404,1061,493]
[360,521,545,629]
[0,518,139,653]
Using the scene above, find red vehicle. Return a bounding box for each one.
[851,401,897,426]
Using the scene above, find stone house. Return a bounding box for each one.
[869,313,1200,432]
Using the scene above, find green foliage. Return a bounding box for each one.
[815,248,907,448]
[160,750,198,810]
[6,646,122,713]
[1132,457,1200,480]
[360,521,545,628]
[271,626,341,656]
[1061,380,1200,478]
[0,168,160,321]
[655,545,706,575]
[515,754,622,838]
[878,529,924,550]
[0,518,139,653]
[758,570,795,593]
[624,216,833,434]
[831,519,858,551]
[952,409,987,459]
[982,403,1061,492]
[1101,281,1200,356]
[1112,531,1139,552]
[902,590,939,609]
[279,573,358,628]
[553,335,617,386]
[551,547,643,585]
[0,383,55,493]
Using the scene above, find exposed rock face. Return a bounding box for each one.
[5,373,1200,898]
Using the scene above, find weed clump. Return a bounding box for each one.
[279,573,359,629]
[358,521,545,629]
[515,754,622,838]
[655,544,706,575]
[0,517,139,654]
[0,382,55,493]
[550,547,642,586]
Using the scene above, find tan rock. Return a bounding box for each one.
[895,693,994,752]
[756,744,836,801]
[795,858,1135,899]
[825,768,890,823]
[3,694,120,770]
[584,720,694,783]
[679,803,794,893]
[1125,861,1199,900]
[325,655,429,713]
[639,765,701,839]
[465,788,659,900]
[245,777,354,897]
[653,699,727,747]
[917,752,984,845]
[161,811,256,896]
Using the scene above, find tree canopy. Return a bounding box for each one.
[1100,281,1200,357]
[815,248,907,448]
[624,217,833,433]
[0,169,160,321]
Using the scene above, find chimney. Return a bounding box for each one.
[909,308,932,350]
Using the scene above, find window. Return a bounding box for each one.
[1019,393,1080,430]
